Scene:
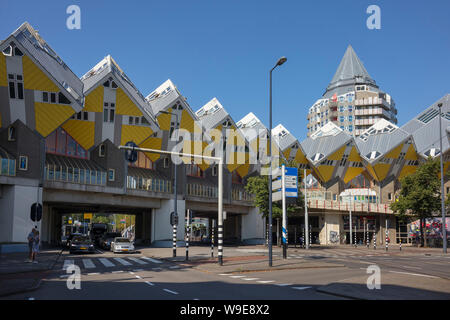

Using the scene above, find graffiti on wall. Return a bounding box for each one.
[409,218,449,239]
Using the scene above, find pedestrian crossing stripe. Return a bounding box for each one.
[82,259,95,269]
[127,257,147,265]
[113,258,132,266]
[61,256,164,270]
[99,258,115,267]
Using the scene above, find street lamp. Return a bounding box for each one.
[268,56,287,267]
[438,103,447,254]
[159,110,179,257]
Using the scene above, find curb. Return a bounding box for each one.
[194,263,346,274]
[315,286,363,300]
[0,249,63,297]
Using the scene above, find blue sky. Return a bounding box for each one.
[1,0,449,140]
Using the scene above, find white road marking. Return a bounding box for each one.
[243,278,259,281]
[257,280,275,284]
[275,283,292,287]
[219,274,230,276]
[163,289,178,295]
[128,257,148,265]
[230,275,245,278]
[59,274,70,278]
[112,271,124,274]
[82,259,96,269]
[129,271,135,275]
[113,258,132,266]
[169,266,180,269]
[141,257,163,264]
[388,271,438,278]
[292,287,312,290]
[87,273,100,276]
[63,260,74,270]
[135,275,142,279]
[402,266,422,270]
[145,281,154,286]
[99,258,115,267]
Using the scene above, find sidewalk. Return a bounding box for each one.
[0,248,62,297]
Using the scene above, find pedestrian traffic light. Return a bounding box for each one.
[124,141,138,163]
[30,203,42,222]
[170,212,178,226]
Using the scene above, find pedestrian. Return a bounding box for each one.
[26,226,36,262]
[31,231,40,264]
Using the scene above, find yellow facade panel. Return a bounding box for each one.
[35,102,75,137]
[404,144,418,161]
[156,107,172,131]
[236,163,250,178]
[366,163,379,181]
[84,85,104,113]
[283,148,291,160]
[348,146,362,162]
[62,120,95,150]
[23,56,59,92]
[140,137,163,162]
[0,54,7,87]
[343,167,365,184]
[116,88,143,116]
[384,143,404,159]
[180,109,195,133]
[398,165,418,180]
[294,149,309,164]
[120,125,153,146]
[328,145,347,161]
[373,163,391,181]
[316,165,334,182]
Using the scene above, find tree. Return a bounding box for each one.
[390,157,442,247]
[244,161,305,220]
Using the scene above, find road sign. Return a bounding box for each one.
[124,141,138,163]
[170,212,179,226]
[272,167,298,202]
[30,203,42,222]
[272,191,282,202]
[84,213,93,220]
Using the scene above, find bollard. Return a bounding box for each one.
[309,225,312,247]
[173,224,177,257]
[303,227,305,249]
[400,240,402,251]
[366,226,369,249]
[185,223,189,261]
[385,230,388,252]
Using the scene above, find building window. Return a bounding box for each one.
[108,169,115,181]
[8,74,24,100]
[163,157,169,168]
[8,126,16,141]
[349,125,353,132]
[388,193,392,201]
[19,156,28,171]
[129,152,154,169]
[187,164,204,177]
[340,116,345,123]
[212,165,217,177]
[45,128,87,159]
[103,103,115,123]
[232,171,242,184]
[99,144,106,157]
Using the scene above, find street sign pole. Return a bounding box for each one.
[282,165,287,259]
[304,169,309,250]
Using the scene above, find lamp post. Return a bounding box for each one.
[268,56,287,267]
[438,103,447,254]
[159,110,179,257]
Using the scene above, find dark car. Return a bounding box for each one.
[64,232,83,248]
[69,235,95,254]
[100,232,122,250]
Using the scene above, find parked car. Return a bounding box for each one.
[100,232,122,250]
[69,235,95,254]
[111,237,135,253]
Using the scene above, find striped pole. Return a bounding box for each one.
[373,231,376,250]
[218,160,223,266]
[385,230,388,252]
[400,240,402,251]
[211,219,215,258]
[366,224,369,249]
[354,224,357,248]
[302,227,305,248]
[172,224,177,257]
[185,209,190,261]
[309,225,312,247]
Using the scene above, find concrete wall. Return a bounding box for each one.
[152,199,186,244]
[0,184,40,243]
[241,207,265,244]
[320,213,341,245]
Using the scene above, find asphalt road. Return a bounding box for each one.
[4,246,450,300]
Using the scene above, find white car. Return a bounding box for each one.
[111,237,135,253]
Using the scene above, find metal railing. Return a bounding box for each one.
[187,183,218,198]
[232,187,254,201]
[306,199,393,214]
[127,176,172,193]
[0,158,16,176]
[45,164,106,186]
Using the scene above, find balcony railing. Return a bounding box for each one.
[306,199,393,214]
[45,164,107,185]
[354,108,391,118]
[232,187,254,201]
[355,97,389,108]
[187,183,217,198]
[0,158,16,177]
[127,176,172,193]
